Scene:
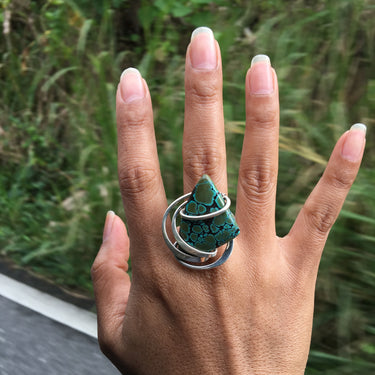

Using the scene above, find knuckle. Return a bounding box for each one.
[91,255,112,289]
[303,203,337,237]
[118,163,159,199]
[183,147,224,182]
[123,113,148,128]
[247,102,278,129]
[325,168,355,190]
[117,104,149,128]
[91,257,105,283]
[187,81,220,106]
[239,165,276,204]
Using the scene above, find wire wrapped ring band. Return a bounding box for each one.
[162,192,235,270]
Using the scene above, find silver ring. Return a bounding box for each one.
[172,200,218,258]
[161,176,239,270]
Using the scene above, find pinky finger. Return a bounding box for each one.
[285,123,366,270]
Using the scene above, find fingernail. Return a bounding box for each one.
[189,26,217,70]
[251,54,270,66]
[341,123,367,162]
[120,67,145,103]
[249,54,273,95]
[103,210,115,241]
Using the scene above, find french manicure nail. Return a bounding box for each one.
[350,123,367,133]
[120,67,145,103]
[251,54,271,67]
[341,123,367,162]
[103,210,115,241]
[190,26,217,70]
[249,54,273,95]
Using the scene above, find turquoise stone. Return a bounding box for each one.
[179,175,240,252]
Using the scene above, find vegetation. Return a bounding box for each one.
[1,0,374,372]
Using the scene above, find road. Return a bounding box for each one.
[0,272,119,375]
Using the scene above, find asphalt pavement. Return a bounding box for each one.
[0,268,120,375]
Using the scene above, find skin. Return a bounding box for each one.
[91,28,366,375]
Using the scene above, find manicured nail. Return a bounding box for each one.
[341,123,367,162]
[249,54,273,95]
[189,26,217,70]
[251,54,271,66]
[103,210,115,241]
[120,67,145,103]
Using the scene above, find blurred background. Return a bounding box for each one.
[0,0,374,373]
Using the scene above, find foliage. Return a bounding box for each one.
[1,0,374,372]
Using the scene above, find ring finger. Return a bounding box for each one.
[236,55,280,257]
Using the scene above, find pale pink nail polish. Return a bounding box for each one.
[120,67,145,103]
[341,123,367,162]
[249,54,273,95]
[189,27,217,70]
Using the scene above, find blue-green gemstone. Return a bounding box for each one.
[179,175,240,251]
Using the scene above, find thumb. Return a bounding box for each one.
[91,211,131,356]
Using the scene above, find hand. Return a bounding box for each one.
[91,27,366,375]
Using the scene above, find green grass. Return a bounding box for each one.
[1,0,375,372]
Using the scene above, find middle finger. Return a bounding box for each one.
[183,27,227,194]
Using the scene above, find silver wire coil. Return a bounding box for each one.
[162,192,234,270]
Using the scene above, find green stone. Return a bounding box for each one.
[179,175,240,251]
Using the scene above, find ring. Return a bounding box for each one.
[162,175,240,270]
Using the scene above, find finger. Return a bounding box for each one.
[116,68,167,260]
[183,27,227,194]
[91,211,131,358]
[286,124,366,270]
[236,55,279,250]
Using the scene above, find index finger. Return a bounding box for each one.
[116,68,167,265]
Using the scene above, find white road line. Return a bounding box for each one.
[0,274,97,338]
